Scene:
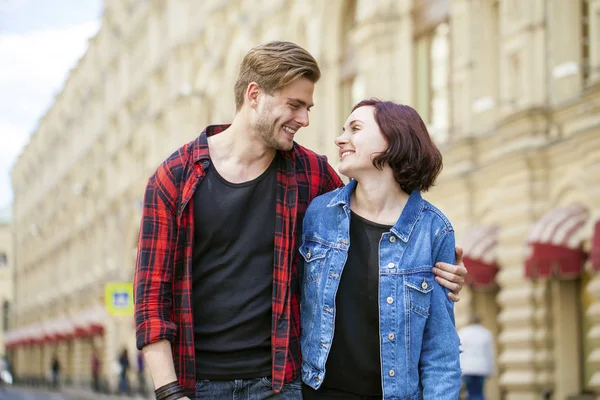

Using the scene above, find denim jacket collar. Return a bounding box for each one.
[327,179,424,243]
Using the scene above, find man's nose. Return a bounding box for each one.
[295,110,309,127]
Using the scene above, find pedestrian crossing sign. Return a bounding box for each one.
[105,282,134,316]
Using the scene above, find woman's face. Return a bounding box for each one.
[335,106,389,179]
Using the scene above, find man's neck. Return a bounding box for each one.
[207,114,277,184]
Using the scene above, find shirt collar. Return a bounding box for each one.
[192,124,296,163]
[328,180,424,242]
[193,124,230,163]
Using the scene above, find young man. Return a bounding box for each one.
[134,41,467,400]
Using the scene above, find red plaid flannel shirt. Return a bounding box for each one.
[134,125,342,395]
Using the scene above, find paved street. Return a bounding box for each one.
[0,387,69,400]
[0,386,148,400]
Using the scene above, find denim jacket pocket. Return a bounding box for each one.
[299,240,330,283]
[405,272,434,317]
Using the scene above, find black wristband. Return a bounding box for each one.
[162,389,185,400]
[155,381,184,400]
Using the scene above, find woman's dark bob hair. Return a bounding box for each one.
[352,99,443,193]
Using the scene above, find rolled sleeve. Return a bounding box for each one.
[133,169,179,350]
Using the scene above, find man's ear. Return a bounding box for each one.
[246,82,261,110]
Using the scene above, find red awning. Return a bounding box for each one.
[5,308,106,348]
[461,225,500,289]
[4,324,44,348]
[41,318,75,343]
[591,220,600,272]
[72,306,106,338]
[525,204,589,279]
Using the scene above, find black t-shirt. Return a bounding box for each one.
[306,211,390,399]
[192,154,279,379]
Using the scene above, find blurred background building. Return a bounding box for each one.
[3,0,600,398]
[0,205,13,355]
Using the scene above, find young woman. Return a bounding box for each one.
[300,100,461,399]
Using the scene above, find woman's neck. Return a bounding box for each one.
[350,174,409,226]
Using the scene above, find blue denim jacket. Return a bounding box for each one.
[300,180,461,400]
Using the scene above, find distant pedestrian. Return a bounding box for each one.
[91,348,100,392]
[118,348,130,394]
[50,355,61,388]
[458,313,495,400]
[137,351,146,395]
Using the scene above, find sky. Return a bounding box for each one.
[0,0,102,210]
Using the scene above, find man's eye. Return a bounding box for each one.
[290,104,300,109]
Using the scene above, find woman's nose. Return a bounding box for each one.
[335,134,348,146]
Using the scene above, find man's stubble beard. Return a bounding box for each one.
[254,105,292,151]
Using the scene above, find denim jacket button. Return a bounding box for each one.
[422,278,428,290]
[306,251,311,259]
[388,333,395,340]
[387,263,394,269]
[386,297,394,304]
[389,236,396,243]
[389,369,395,377]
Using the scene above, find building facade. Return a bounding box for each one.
[0,207,13,356]
[7,0,600,398]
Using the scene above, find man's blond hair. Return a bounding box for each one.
[234,41,321,111]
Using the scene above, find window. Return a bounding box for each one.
[582,0,590,83]
[0,253,7,267]
[508,52,522,107]
[415,22,451,142]
[430,23,451,140]
[413,0,451,142]
[2,301,8,331]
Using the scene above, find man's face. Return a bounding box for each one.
[253,78,314,151]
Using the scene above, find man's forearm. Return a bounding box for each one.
[142,340,178,389]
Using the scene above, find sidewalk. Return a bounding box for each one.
[61,387,152,400]
[13,385,152,400]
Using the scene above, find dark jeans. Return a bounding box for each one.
[463,375,485,400]
[193,377,302,400]
[302,383,381,399]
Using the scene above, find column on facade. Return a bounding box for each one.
[449,0,474,139]
[103,316,118,392]
[493,155,546,400]
[551,279,583,397]
[57,341,68,384]
[584,127,600,391]
[15,346,24,378]
[548,0,584,105]
[41,343,50,383]
[587,275,600,390]
[465,0,499,136]
[71,337,84,386]
[351,0,413,104]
